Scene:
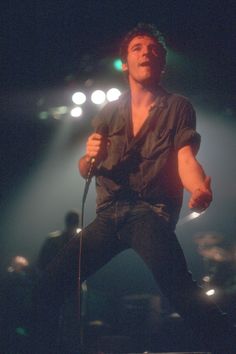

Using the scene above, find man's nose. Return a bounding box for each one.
[142,46,151,57]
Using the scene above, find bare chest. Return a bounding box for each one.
[131,107,150,137]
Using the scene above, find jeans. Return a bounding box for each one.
[35,200,234,352]
[81,200,196,303]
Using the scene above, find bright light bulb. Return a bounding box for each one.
[206,289,215,296]
[203,275,211,283]
[72,92,86,105]
[91,90,106,105]
[107,88,121,102]
[113,58,123,71]
[70,107,82,118]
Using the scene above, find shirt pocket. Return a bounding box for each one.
[141,128,174,160]
[102,125,126,169]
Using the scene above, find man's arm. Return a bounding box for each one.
[178,145,212,211]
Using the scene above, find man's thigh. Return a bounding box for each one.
[119,210,192,297]
[41,212,123,300]
[81,214,126,280]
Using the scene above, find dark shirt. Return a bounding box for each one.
[93,87,201,229]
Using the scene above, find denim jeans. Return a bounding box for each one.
[80,200,196,303]
[35,200,234,352]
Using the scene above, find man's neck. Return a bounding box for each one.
[130,81,160,108]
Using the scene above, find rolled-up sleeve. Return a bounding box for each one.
[174,98,201,155]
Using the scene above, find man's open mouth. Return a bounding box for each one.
[139,61,152,67]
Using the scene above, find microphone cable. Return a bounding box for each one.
[77,160,95,351]
[77,124,108,351]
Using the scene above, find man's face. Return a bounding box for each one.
[122,35,164,86]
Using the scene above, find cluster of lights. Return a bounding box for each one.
[70,88,121,118]
[202,275,216,297]
[38,57,123,120]
[38,87,122,120]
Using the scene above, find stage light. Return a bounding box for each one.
[113,58,123,71]
[107,88,121,102]
[72,92,86,105]
[203,275,211,283]
[39,111,49,120]
[58,106,68,114]
[70,107,83,118]
[206,289,215,296]
[91,90,106,105]
[7,256,29,273]
[49,106,68,120]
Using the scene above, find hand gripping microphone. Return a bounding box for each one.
[82,123,108,226]
[86,123,108,183]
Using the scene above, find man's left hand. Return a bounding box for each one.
[188,176,213,212]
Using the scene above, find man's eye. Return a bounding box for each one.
[152,47,160,56]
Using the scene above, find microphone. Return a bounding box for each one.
[82,123,109,229]
[86,123,108,182]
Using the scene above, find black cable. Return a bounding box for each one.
[77,124,108,351]
[77,167,94,351]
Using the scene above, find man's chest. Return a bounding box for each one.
[131,107,151,137]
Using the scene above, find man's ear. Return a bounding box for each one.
[122,62,128,72]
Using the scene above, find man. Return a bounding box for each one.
[0,256,34,353]
[35,211,81,353]
[37,24,234,353]
[77,23,235,352]
[38,210,80,271]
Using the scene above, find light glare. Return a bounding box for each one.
[178,209,206,226]
[91,90,106,105]
[57,106,68,114]
[107,88,121,102]
[190,211,202,220]
[72,92,86,105]
[206,289,215,296]
[39,111,49,120]
[113,58,123,71]
[70,107,83,118]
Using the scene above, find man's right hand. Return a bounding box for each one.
[78,133,107,178]
[85,133,105,162]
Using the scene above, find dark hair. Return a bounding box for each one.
[65,210,79,228]
[119,23,167,71]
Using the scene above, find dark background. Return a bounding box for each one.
[0,0,236,299]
